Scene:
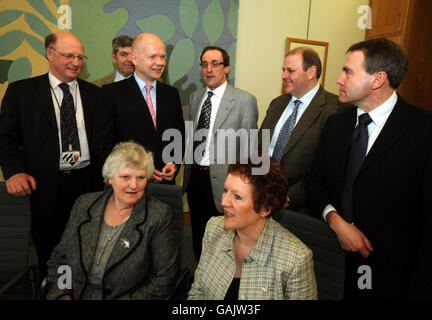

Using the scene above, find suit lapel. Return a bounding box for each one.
[77,79,93,140]
[283,87,326,154]
[266,94,292,140]
[361,97,410,172]
[127,77,156,132]
[38,74,58,131]
[212,84,234,133]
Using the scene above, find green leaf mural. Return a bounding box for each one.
[0,60,14,84]
[24,12,52,38]
[0,10,23,28]
[135,15,176,43]
[8,57,32,83]
[26,0,58,25]
[168,38,195,85]
[228,0,238,38]
[227,42,236,81]
[202,0,224,44]
[0,30,25,56]
[24,33,46,57]
[179,0,198,38]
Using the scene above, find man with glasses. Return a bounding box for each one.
[93,35,134,87]
[93,33,185,184]
[0,31,102,280]
[183,46,258,261]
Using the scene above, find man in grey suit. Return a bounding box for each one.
[259,47,347,213]
[183,46,258,260]
[92,35,134,87]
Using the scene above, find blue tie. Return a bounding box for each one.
[341,113,373,223]
[272,99,301,163]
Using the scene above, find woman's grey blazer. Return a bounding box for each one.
[46,189,179,300]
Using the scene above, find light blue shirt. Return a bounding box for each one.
[269,83,320,155]
[134,72,157,116]
[323,90,398,221]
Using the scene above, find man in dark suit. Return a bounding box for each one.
[93,33,185,184]
[260,47,347,213]
[182,46,258,260]
[306,38,432,299]
[0,31,102,278]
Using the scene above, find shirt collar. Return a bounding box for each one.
[114,70,131,82]
[291,82,320,107]
[133,72,157,91]
[357,91,397,128]
[207,81,227,99]
[48,72,77,90]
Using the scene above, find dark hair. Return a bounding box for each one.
[200,45,230,66]
[228,158,288,216]
[347,38,408,89]
[45,33,57,49]
[112,35,133,55]
[287,47,322,79]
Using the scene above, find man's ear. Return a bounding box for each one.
[307,66,317,80]
[111,52,116,64]
[371,71,387,90]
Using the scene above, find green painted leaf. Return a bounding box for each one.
[0,30,25,56]
[179,0,198,38]
[0,10,23,28]
[228,0,239,38]
[8,57,32,83]
[227,43,236,81]
[54,0,61,8]
[135,15,176,43]
[168,39,195,85]
[202,0,224,44]
[24,13,51,38]
[26,0,57,25]
[24,33,45,57]
[0,60,14,84]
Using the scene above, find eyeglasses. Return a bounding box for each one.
[199,60,225,68]
[50,47,88,63]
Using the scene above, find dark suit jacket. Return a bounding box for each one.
[93,76,185,176]
[259,85,348,211]
[306,96,432,299]
[46,189,179,300]
[0,73,101,218]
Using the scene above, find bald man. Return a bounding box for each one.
[93,33,185,184]
[0,31,102,278]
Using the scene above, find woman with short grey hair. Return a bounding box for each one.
[46,141,179,300]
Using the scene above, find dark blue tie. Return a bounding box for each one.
[59,83,80,153]
[341,113,373,223]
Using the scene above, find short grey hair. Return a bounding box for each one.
[102,141,154,183]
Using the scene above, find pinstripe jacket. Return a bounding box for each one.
[188,216,317,300]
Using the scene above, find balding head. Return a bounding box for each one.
[45,31,85,82]
[131,33,166,83]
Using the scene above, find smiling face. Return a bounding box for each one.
[113,46,134,77]
[337,50,374,106]
[109,166,147,209]
[132,34,166,83]
[282,53,315,98]
[201,49,230,90]
[221,173,268,233]
[47,31,84,83]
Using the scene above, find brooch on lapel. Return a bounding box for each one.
[120,238,130,248]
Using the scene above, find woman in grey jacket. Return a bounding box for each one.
[46,141,179,300]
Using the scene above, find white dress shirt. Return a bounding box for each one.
[269,83,320,155]
[48,72,90,170]
[196,81,227,166]
[322,91,398,221]
[114,70,131,82]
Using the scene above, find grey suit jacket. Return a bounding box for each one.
[183,83,258,212]
[46,189,179,300]
[259,86,348,211]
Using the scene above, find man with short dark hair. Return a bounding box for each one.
[306,38,432,299]
[183,45,258,260]
[259,47,347,213]
[0,31,102,278]
[93,35,134,87]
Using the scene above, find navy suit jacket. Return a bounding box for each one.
[93,76,185,175]
[306,96,432,298]
[0,73,101,218]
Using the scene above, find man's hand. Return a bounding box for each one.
[5,173,37,196]
[327,211,373,258]
[161,163,176,181]
[151,169,164,183]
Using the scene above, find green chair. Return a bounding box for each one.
[273,209,345,300]
[0,182,39,299]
